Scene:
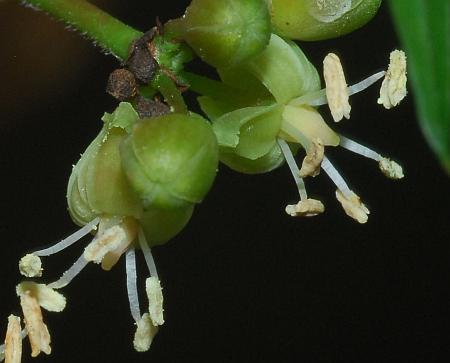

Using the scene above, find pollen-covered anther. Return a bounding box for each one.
[18,290,51,357]
[336,189,370,224]
[323,53,351,122]
[16,282,66,313]
[299,138,324,178]
[84,224,131,263]
[19,254,42,278]
[5,315,22,363]
[286,198,325,217]
[145,277,164,326]
[133,313,159,352]
[378,50,407,109]
[379,157,404,179]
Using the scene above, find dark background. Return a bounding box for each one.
[1,1,449,362]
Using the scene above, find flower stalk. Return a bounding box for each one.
[22,0,142,60]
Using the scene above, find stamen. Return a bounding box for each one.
[299,138,324,178]
[321,156,352,197]
[133,313,158,352]
[84,224,127,264]
[277,138,308,201]
[18,290,51,357]
[289,71,385,107]
[339,135,381,161]
[48,252,89,289]
[339,136,404,179]
[16,282,66,312]
[378,50,407,109]
[323,53,351,122]
[4,315,22,363]
[336,189,370,224]
[126,248,141,323]
[101,218,138,271]
[145,277,164,326]
[138,230,158,279]
[285,199,325,217]
[19,254,43,278]
[379,158,404,179]
[33,217,100,257]
[348,71,386,96]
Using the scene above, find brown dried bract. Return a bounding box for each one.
[5,315,22,363]
[299,138,324,178]
[106,69,138,101]
[19,291,51,357]
[135,96,171,118]
[127,29,159,84]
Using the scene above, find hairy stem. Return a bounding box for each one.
[22,0,143,60]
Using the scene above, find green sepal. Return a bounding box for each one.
[220,143,285,174]
[140,205,194,247]
[219,34,321,104]
[271,0,382,41]
[101,102,140,133]
[212,104,283,160]
[67,126,142,226]
[197,96,237,121]
[120,113,219,210]
[171,0,271,69]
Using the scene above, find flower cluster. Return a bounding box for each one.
[1,0,406,361]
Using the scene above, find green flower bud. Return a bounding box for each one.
[68,103,219,247]
[120,113,218,210]
[169,0,271,69]
[270,0,382,41]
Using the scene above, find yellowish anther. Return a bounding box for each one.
[299,138,324,177]
[323,53,351,122]
[133,313,159,352]
[19,254,42,278]
[336,190,370,224]
[145,277,164,326]
[285,198,325,217]
[18,290,51,357]
[84,224,127,264]
[100,219,138,271]
[16,282,66,313]
[378,50,407,109]
[379,157,404,179]
[5,315,22,363]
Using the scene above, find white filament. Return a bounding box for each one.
[348,71,385,96]
[33,217,100,257]
[321,156,352,197]
[138,229,158,279]
[277,138,308,201]
[48,252,90,289]
[339,135,381,161]
[126,248,141,323]
[289,71,385,107]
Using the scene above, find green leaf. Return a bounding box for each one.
[389,0,450,173]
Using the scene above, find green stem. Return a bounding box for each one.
[22,0,143,60]
[152,73,188,114]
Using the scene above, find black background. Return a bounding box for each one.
[0,1,449,362]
